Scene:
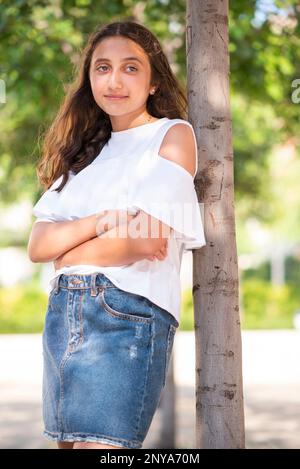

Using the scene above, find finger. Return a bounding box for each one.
[154,251,164,261]
[159,246,167,255]
[160,249,167,259]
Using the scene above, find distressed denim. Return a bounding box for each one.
[42,272,179,449]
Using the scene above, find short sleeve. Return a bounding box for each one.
[129,154,206,252]
[32,172,75,223]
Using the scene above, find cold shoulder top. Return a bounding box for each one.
[32,117,206,324]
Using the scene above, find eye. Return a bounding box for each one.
[96,65,109,72]
[95,64,138,73]
[126,65,138,72]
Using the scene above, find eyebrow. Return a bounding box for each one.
[93,56,144,66]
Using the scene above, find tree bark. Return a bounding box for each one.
[186,0,245,448]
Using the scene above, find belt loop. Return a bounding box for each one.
[53,273,62,294]
[90,273,98,297]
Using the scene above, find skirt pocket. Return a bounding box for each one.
[98,287,153,323]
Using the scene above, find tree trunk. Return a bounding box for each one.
[186,0,245,448]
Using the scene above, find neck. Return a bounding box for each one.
[110,110,157,132]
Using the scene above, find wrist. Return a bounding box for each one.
[94,212,108,237]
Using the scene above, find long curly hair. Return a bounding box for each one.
[36,20,188,193]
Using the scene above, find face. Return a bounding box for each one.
[89,36,154,123]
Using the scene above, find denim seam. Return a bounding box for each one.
[134,305,155,442]
[78,291,84,348]
[43,430,142,448]
[57,289,73,433]
[58,285,115,291]
[99,289,152,324]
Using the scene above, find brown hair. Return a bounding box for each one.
[37,20,188,193]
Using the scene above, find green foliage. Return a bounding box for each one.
[1,0,300,301]
[0,0,135,205]
[0,281,196,333]
[1,0,300,214]
[229,0,300,139]
[0,281,48,333]
[1,277,299,333]
[285,255,300,287]
[242,262,271,282]
[242,255,300,286]
[241,278,299,329]
[179,288,195,331]
[180,278,300,331]
[232,95,281,223]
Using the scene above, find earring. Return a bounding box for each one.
[150,88,156,95]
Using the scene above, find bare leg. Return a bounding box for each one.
[57,441,74,449]
[73,442,126,449]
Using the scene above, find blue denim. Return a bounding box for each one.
[42,273,179,449]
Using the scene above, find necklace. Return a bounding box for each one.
[145,114,156,123]
[111,114,157,132]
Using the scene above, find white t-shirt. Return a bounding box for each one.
[32,117,206,324]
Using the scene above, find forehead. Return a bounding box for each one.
[91,36,148,64]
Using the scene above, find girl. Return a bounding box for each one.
[28,20,206,450]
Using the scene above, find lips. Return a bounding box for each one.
[105,95,128,99]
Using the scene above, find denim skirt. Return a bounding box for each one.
[42,273,179,449]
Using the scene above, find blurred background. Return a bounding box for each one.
[0,0,300,449]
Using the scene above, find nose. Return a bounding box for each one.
[107,69,123,90]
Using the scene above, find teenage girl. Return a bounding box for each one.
[28,20,205,450]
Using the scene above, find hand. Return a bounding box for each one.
[95,209,139,236]
[146,241,168,262]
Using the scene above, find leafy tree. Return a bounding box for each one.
[0,0,299,223]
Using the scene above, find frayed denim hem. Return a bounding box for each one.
[43,430,143,449]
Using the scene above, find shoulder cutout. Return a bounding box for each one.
[157,123,198,178]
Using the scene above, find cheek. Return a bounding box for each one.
[90,74,104,92]
[129,76,150,95]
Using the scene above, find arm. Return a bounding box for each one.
[54,211,170,269]
[29,125,194,265]
[27,215,97,263]
[54,229,145,268]
[27,209,134,263]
